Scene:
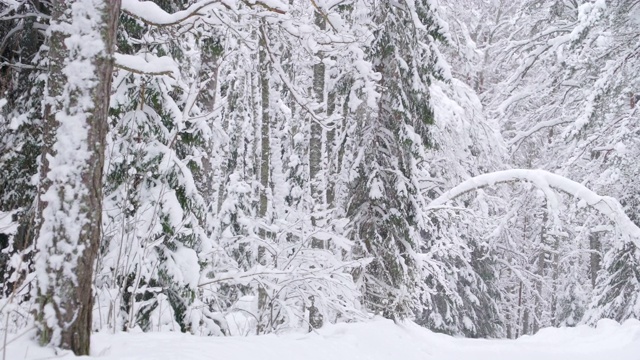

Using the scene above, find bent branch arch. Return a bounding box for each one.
[426,169,640,248]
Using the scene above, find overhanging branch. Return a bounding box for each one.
[426,169,640,248]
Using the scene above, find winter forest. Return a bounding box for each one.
[0,0,640,356]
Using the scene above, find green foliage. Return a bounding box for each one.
[347,0,448,320]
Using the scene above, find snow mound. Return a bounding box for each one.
[5,318,640,359]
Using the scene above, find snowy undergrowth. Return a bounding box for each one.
[5,317,640,360]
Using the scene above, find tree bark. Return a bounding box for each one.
[310,11,326,249]
[36,0,120,355]
[589,231,601,288]
[309,12,325,202]
[258,23,270,226]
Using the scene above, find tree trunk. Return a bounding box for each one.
[257,23,271,265]
[309,12,325,201]
[325,72,336,208]
[550,235,560,326]
[258,25,270,221]
[310,11,326,249]
[589,231,601,288]
[515,281,523,338]
[534,204,548,333]
[197,38,223,221]
[35,0,120,355]
[256,23,271,328]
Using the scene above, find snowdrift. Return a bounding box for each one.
[6,318,640,360]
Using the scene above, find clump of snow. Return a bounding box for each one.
[114,53,180,79]
[0,210,18,235]
[165,245,200,289]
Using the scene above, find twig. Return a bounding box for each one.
[242,0,286,14]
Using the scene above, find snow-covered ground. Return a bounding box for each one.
[6,318,640,360]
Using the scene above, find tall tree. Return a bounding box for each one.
[0,0,46,298]
[347,0,445,319]
[34,0,120,354]
[489,0,640,326]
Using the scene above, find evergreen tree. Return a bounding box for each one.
[347,0,444,319]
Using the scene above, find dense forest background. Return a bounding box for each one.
[0,0,639,355]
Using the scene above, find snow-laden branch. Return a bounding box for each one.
[508,117,572,147]
[121,0,287,27]
[114,53,179,78]
[197,259,370,287]
[426,169,640,247]
[121,0,225,26]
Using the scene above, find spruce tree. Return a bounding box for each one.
[348,0,444,319]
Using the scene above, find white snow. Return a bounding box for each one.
[121,0,223,26]
[5,317,640,360]
[114,53,180,79]
[0,210,17,235]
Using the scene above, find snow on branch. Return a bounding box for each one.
[121,0,287,27]
[197,259,370,288]
[114,53,179,79]
[508,117,572,148]
[121,0,226,26]
[426,169,640,247]
[243,0,288,14]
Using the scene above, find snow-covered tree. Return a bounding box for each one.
[34,0,120,354]
[488,0,640,326]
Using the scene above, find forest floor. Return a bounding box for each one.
[6,317,640,360]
